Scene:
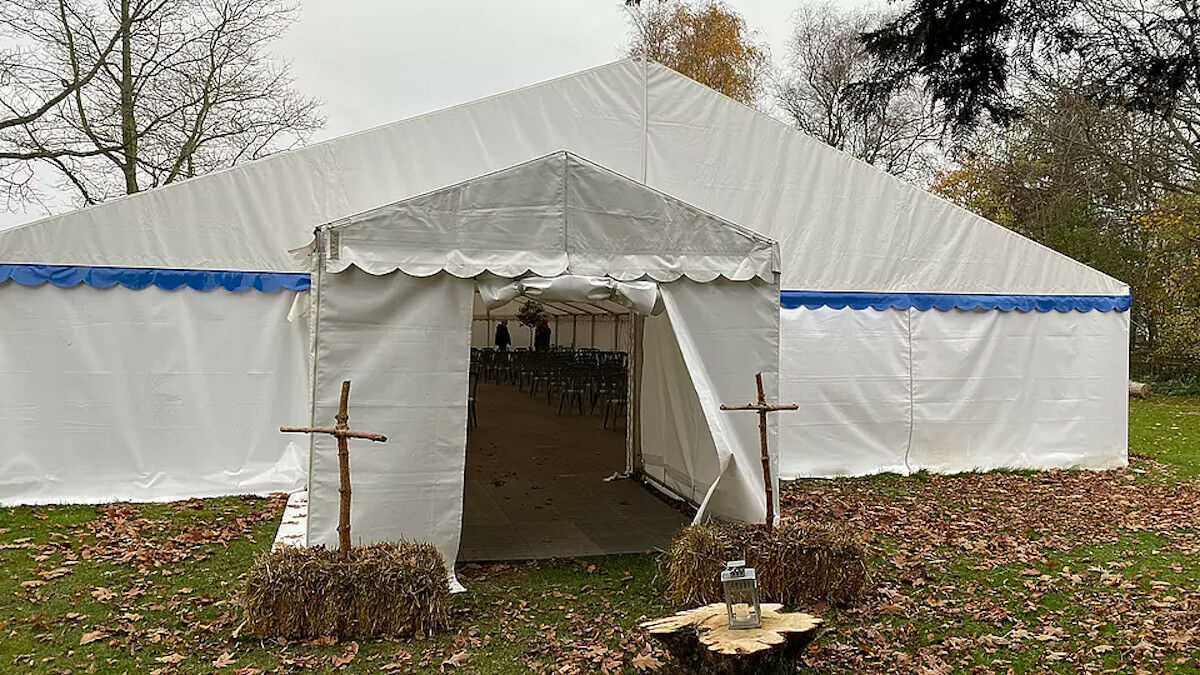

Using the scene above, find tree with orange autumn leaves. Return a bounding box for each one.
[624,0,767,107]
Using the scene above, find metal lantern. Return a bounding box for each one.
[720,559,762,630]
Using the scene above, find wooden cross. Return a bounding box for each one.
[720,373,798,532]
[281,380,387,554]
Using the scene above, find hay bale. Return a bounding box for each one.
[664,521,869,608]
[239,541,450,639]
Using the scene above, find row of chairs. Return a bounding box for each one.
[469,347,629,430]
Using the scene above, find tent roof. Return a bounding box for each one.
[0,59,1127,295]
[321,152,777,283]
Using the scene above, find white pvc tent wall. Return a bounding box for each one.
[302,153,780,582]
[0,59,1130,507]
[784,307,1128,476]
[0,282,308,504]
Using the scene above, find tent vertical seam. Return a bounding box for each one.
[641,56,649,183]
[903,308,914,475]
[562,152,569,266]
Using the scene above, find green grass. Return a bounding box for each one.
[1129,395,1200,478]
[809,529,1200,672]
[1,395,1198,673]
[0,499,671,673]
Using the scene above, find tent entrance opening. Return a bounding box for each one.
[458,298,688,561]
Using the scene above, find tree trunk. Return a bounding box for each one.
[119,0,139,194]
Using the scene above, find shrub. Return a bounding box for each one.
[239,541,450,639]
[664,521,869,608]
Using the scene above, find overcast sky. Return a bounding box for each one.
[0,0,873,229]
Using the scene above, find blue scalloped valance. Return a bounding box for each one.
[0,264,310,292]
[0,267,1129,311]
[780,290,1130,312]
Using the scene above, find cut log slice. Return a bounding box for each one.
[641,603,822,673]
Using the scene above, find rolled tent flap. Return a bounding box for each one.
[476,274,663,315]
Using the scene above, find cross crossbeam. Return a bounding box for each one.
[281,380,387,554]
[720,372,798,531]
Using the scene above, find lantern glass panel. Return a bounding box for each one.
[720,560,761,630]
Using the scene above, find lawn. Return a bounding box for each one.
[1,397,1197,673]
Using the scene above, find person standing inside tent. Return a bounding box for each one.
[534,320,551,352]
[494,320,511,351]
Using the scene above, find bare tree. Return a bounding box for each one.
[774,4,945,181]
[0,0,321,206]
[0,0,121,205]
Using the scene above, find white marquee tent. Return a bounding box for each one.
[0,59,1130,512]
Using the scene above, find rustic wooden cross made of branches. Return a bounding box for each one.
[720,372,798,532]
[281,380,387,554]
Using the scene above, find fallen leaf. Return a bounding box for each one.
[155,653,186,664]
[79,630,108,645]
[382,650,413,670]
[331,641,358,667]
[212,651,237,668]
[441,651,469,669]
[631,653,662,671]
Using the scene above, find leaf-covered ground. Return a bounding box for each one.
[1,396,1197,673]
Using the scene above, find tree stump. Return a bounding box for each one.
[641,603,821,674]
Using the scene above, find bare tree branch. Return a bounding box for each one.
[773,4,946,182]
[0,0,322,206]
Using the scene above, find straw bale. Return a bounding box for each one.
[664,521,869,608]
[239,541,450,639]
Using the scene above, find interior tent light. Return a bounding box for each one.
[721,559,761,630]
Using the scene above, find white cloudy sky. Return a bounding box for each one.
[0,0,873,228]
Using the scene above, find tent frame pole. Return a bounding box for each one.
[627,312,644,476]
[304,227,326,545]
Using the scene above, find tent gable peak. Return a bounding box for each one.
[322,151,779,284]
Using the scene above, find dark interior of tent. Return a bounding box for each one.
[457,292,689,561]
